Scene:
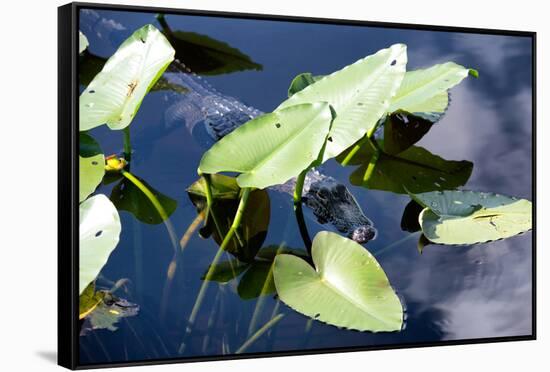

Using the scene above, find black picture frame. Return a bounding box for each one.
[58,2,537,369]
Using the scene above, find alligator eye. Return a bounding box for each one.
[318,188,330,199]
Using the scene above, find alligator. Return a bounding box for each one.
[162,60,377,243]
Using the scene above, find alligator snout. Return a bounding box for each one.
[304,177,377,245]
[349,225,378,244]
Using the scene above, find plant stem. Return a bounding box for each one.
[121,170,168,221]
[246,245,285,337]
[123,127,132,163]
[179,187,252,354]
[155,13,172,35]
[293,169,312,254]
[235,314,285,354]
[202,174,224,239]
[340,121,381,166]
[179,212,205,252]
[362,148,380,185]
[160,211,205,320]
[302,318,314,348]
[124,169,181,321]
[373,232,420,257]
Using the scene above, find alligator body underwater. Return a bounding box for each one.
[162,61,377,244]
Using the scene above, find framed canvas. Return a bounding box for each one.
[58,2,536,369]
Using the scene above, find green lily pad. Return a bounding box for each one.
[202,246,305,299]
[338,143,473,194]
[198,102,333,189]
[387,62,475,122]
[157,14,262,75]
[110,176,177,225]
[201,259,249,283]
[287,72,323,97]
[417,234,432,254]
[79,282,105,320]
[411,190,533,245]
[79,51,188,94]
[274,231,403,332]
[400,199,424,233]
[79,31,89,54]
[79,24,175,131]
[79,133,105,202]
[79,194,121,294]
[381,111,434,155]
[187,175,271,262]
[237,261,276,300]
[187,174,240,202]
[278,44,407,162]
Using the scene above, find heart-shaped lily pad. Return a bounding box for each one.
[411,190,532,245]
[198,102,333,189]
[79,133,105,202]
[273,231,403,332]
[79,24,175,131]
[79,194,121,294]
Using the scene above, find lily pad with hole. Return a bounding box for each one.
[274,231,403,332]
[79,51,188,94]
[411,190,532,245]
[79,194,121,294]
[79,24,175,131]
[198,102,333,189]
[79,133,105,202]
[278,44,407,162]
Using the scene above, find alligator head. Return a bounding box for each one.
[303,178,377,244]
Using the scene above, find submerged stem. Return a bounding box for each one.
[247,244,285,337]
[340,121,381,166]
[362,148,380,184]
[374,232,420,257]
[293,169,312,254]
[121,170,168,221]
[236,314,285,354]
[179,187,252,354]
[201,174,224,239]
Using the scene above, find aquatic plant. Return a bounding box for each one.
[194,43,530,334]
[410,190,533,244]
[77,20,532,350]
[79,24,175,131]
[79,194,121,294]
[274,231,403,332]
[77,25,177,327]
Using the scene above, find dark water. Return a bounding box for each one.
[79,8,533,365]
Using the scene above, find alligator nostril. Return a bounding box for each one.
[351,226,377,244]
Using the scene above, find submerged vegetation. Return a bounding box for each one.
[78,18,532,356]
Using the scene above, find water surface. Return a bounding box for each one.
[79,8,533,364]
